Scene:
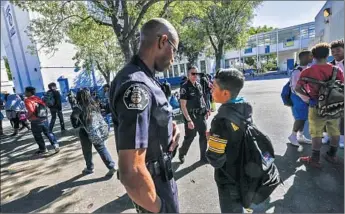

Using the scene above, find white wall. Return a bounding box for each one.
[278,51,296,71]
[314,1,344,44]
[1,2,44,94]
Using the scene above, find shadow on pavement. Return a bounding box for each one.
[0,174,112,213]
[264,143,344,213]
[173,161,206,181]
[93,194,133,213]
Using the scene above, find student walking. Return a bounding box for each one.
[70,89,116,176]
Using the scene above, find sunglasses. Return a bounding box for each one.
[191,73,198,76]
[157,35,178,54]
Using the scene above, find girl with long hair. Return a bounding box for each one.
[70,89,116,176]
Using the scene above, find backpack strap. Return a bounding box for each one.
[331,66,338,81]
[300,77,326,86]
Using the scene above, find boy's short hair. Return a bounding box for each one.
[298,50,311,60]
[48,82,56,90]
[215,68,244,98]
[25,86,36,95]
[311,43,330,60]
[330,39,344,49]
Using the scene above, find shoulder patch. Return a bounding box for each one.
[231,122,239,131]
[180,88,186,95]
[123,84,149,110]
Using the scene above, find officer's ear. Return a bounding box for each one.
[158,35,168,50]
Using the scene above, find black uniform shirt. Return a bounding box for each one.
[179,80,206,110]
[110,55,173,162]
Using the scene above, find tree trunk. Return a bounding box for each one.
[187,52,199,68]
[120,41,133,63]
[215,42,224,72]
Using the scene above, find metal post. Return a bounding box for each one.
[276,30,279,70]
[256,34,259,69]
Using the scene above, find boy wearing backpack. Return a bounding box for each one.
[25,87,60,155]
[206,68,281,213]
[288,50,313,146]
[45,82,65,132]
[295,43,344,167]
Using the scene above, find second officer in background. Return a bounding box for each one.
[179,66,209,163]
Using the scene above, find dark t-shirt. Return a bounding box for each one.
[180,80,206,110]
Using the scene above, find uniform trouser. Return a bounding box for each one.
[133,176,179,213]
[31,119,59,151]
[180,114,207,160]
[217,183,245,213]
[49,108,65,131]
[79,129,115,170]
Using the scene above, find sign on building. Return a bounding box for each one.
[4,3,16,38]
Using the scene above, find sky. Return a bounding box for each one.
[252,1,326,29]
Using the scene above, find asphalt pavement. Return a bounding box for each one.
[0,77,344,213]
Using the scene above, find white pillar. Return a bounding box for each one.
[276,30,279,69]
[256,34,259,68]
[299,25,302,51]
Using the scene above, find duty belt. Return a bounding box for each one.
[146,161,161,177]
[189,108,207,115]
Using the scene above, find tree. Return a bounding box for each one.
[248,25,275,36]
[67,14,124,84]
[203,0,262,71]
[3,57,12,80]
[13,0,175,63]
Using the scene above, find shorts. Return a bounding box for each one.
[309,107,340,138]
[291,93,308,120]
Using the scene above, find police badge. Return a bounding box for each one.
[123,84,149,110]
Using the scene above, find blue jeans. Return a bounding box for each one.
[31,119,59,151]
[79,129,115,170]
[104,113,112,131]
[49,108,65,131]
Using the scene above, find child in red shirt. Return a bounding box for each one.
[296,43,344,168]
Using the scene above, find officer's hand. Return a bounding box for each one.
[188,121,195,129]
[169,121,180,152]
[206,110,211,119]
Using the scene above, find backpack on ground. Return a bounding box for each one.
[34,102,48,118]
[43,91,55,107]
[281,67,303,107]
[219,112,283,208]
[300,66,344,119]
[79,110,109,145]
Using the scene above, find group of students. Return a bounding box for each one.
[286,39,344,168]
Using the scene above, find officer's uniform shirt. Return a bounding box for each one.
[179,80,206,111]
[110,55,173,162]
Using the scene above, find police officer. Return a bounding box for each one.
[110,18,180,213]
[179,66,209,163]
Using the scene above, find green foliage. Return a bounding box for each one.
[201,0,262,70]
[3,57,12,80]
[248,25,276,36]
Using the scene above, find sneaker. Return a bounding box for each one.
[323,153,340,165]
[288,134,300,147]
[322,132,329,144]
[297,135,312,144]
[300,156,321,168]
[82,168,94,175]
[34,149,48,156]
[54,147,60,153]
[105,168,117,177]
[339,135,344,149]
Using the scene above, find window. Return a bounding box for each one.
[224,59,230,68]
[173,65,179,77]
[163,70,168,78]
[200,60,206,73]
[168,68,173,77]
[180,64,186,75]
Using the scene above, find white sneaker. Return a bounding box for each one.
[322,132,329,144]
[339,135,344,149]
[288,134,300,147]
[297,135,312,144]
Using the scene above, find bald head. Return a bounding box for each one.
[139,18,178,49]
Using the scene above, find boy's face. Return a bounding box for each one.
[331,47,344,62]
[25,91,31,97]
[211,79,231,104]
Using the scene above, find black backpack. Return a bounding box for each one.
[219,113,283,208]
[300,66,344,119]
[34,102,48,118]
